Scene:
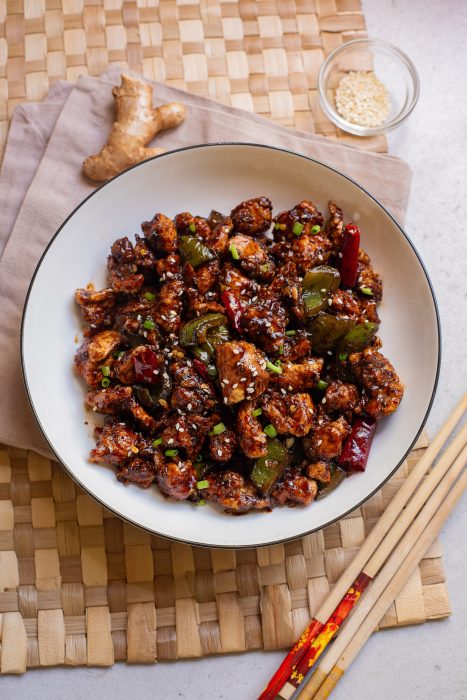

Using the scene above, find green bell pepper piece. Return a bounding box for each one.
[250,438,289,494]
[179,313,227,347]
[316,463,346,500]
[302,266,341,318]
[179,234,215,267]
[308,313,356,354]
[339,321,378,353]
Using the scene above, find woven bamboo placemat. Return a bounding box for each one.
[0,0,450,674]
[0,435,451,671]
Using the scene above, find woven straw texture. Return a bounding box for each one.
[0,0,450,673]
[0,435,451,671]
[0,0,389,159]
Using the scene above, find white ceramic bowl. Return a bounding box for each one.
[21,144,440,548]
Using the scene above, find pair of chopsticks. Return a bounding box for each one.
[259,393,467,700]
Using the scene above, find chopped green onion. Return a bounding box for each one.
[195,454,204,463]
[117,351,125,360]
[189,222,196,233]
[143,318,156,330]
[264,424,278,438]
[278,344,284,355]
[165,449,178,457]
[293,221,304,236]
[311,224,321,234]
[101,377,110,388]
[274,222,280,230]
[143,291,156,301]
[338,353,348,362]
[285,330,296,337]
[152,438,162,447]
[211,422,226,435]
[101,365,110,377]
[229,243,240,260]
[316,380,328,391]
[266,360,282,374]
[197,479,209,490]
[251,408,262,417]
[274,222,286,231]
[360,286,373,296]
[197,499,206,506]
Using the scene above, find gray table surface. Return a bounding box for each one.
[3,0,467,698]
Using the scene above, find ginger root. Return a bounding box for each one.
[83,74,186,182]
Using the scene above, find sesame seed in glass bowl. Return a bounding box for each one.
[318,38,420,137]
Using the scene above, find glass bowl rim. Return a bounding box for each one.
[318,38,420,136]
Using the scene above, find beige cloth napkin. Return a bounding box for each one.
[0,66,412,458]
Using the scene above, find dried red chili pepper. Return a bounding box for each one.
[132,347,160,385]
[192,358,211,382]
[338,417,377,473]
[221,290,245,333]
[337,223,360,288]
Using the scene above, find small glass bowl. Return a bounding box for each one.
[318,38,420,136]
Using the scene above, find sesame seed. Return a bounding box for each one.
[179,428,185,433]
[224,397,228,404]
[225,439,230,444]
[338,252,343,258]
[246,387,254,394]
[240,377,247,382]
[288,385,293,391]
[327,350,332,356]
[161,315,167,321]
[281,388,287,395]
[322,397,327,404]
[233,349,241,355]
[320,288,326,293]
[232,383,238,389]
[217,449,222,457]
[168,438,174,444]
[175,423,180,430]
[192,424,197,429]
[327,298,332,306]
[166,271,173,278]
[317,439,323,446]
[222,379,229,385]
[187,403,192,411]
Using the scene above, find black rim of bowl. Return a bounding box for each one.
[20,142,441,549]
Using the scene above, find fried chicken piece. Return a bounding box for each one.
[204,216,233,253]
[116,457,157,488]
[133,234,157,271]
[86,385,158,432]
[305,416,350,460]
[75,287,117,333]
[292,233,333,272]
[241,295,288,354]
[160,414,216,459]
[220,263,259,297]
[267,262,304,321]
[107,257,145,295]
[306,460,331,483]
[142,212,178,254]
[273,200,324,241]
[271,467,318,506]
[261,391,314,437]
[209,428,236,462]
[74,330,122,386]
[229,234,275,281]
[323,380,361,416]
[90,421,141,464]
[281,335,311,362]
[272,357,324,391]
[349,347,403,421]
[325,201,344,249]
[184,288,225,317]
[154,450,197,500]
[236,401,268,458]
[192,261,220,293]
[329,289,361,319]
[230,196,272,235]
[114,298,153,336]
[205,470,270,513]
[174,212,211,240]
[216,341,269,405]
[170,360,218,415]
[155,253,182,279]
[111,236,135,263]
[356,249,383,300]
[154,278,184,334]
